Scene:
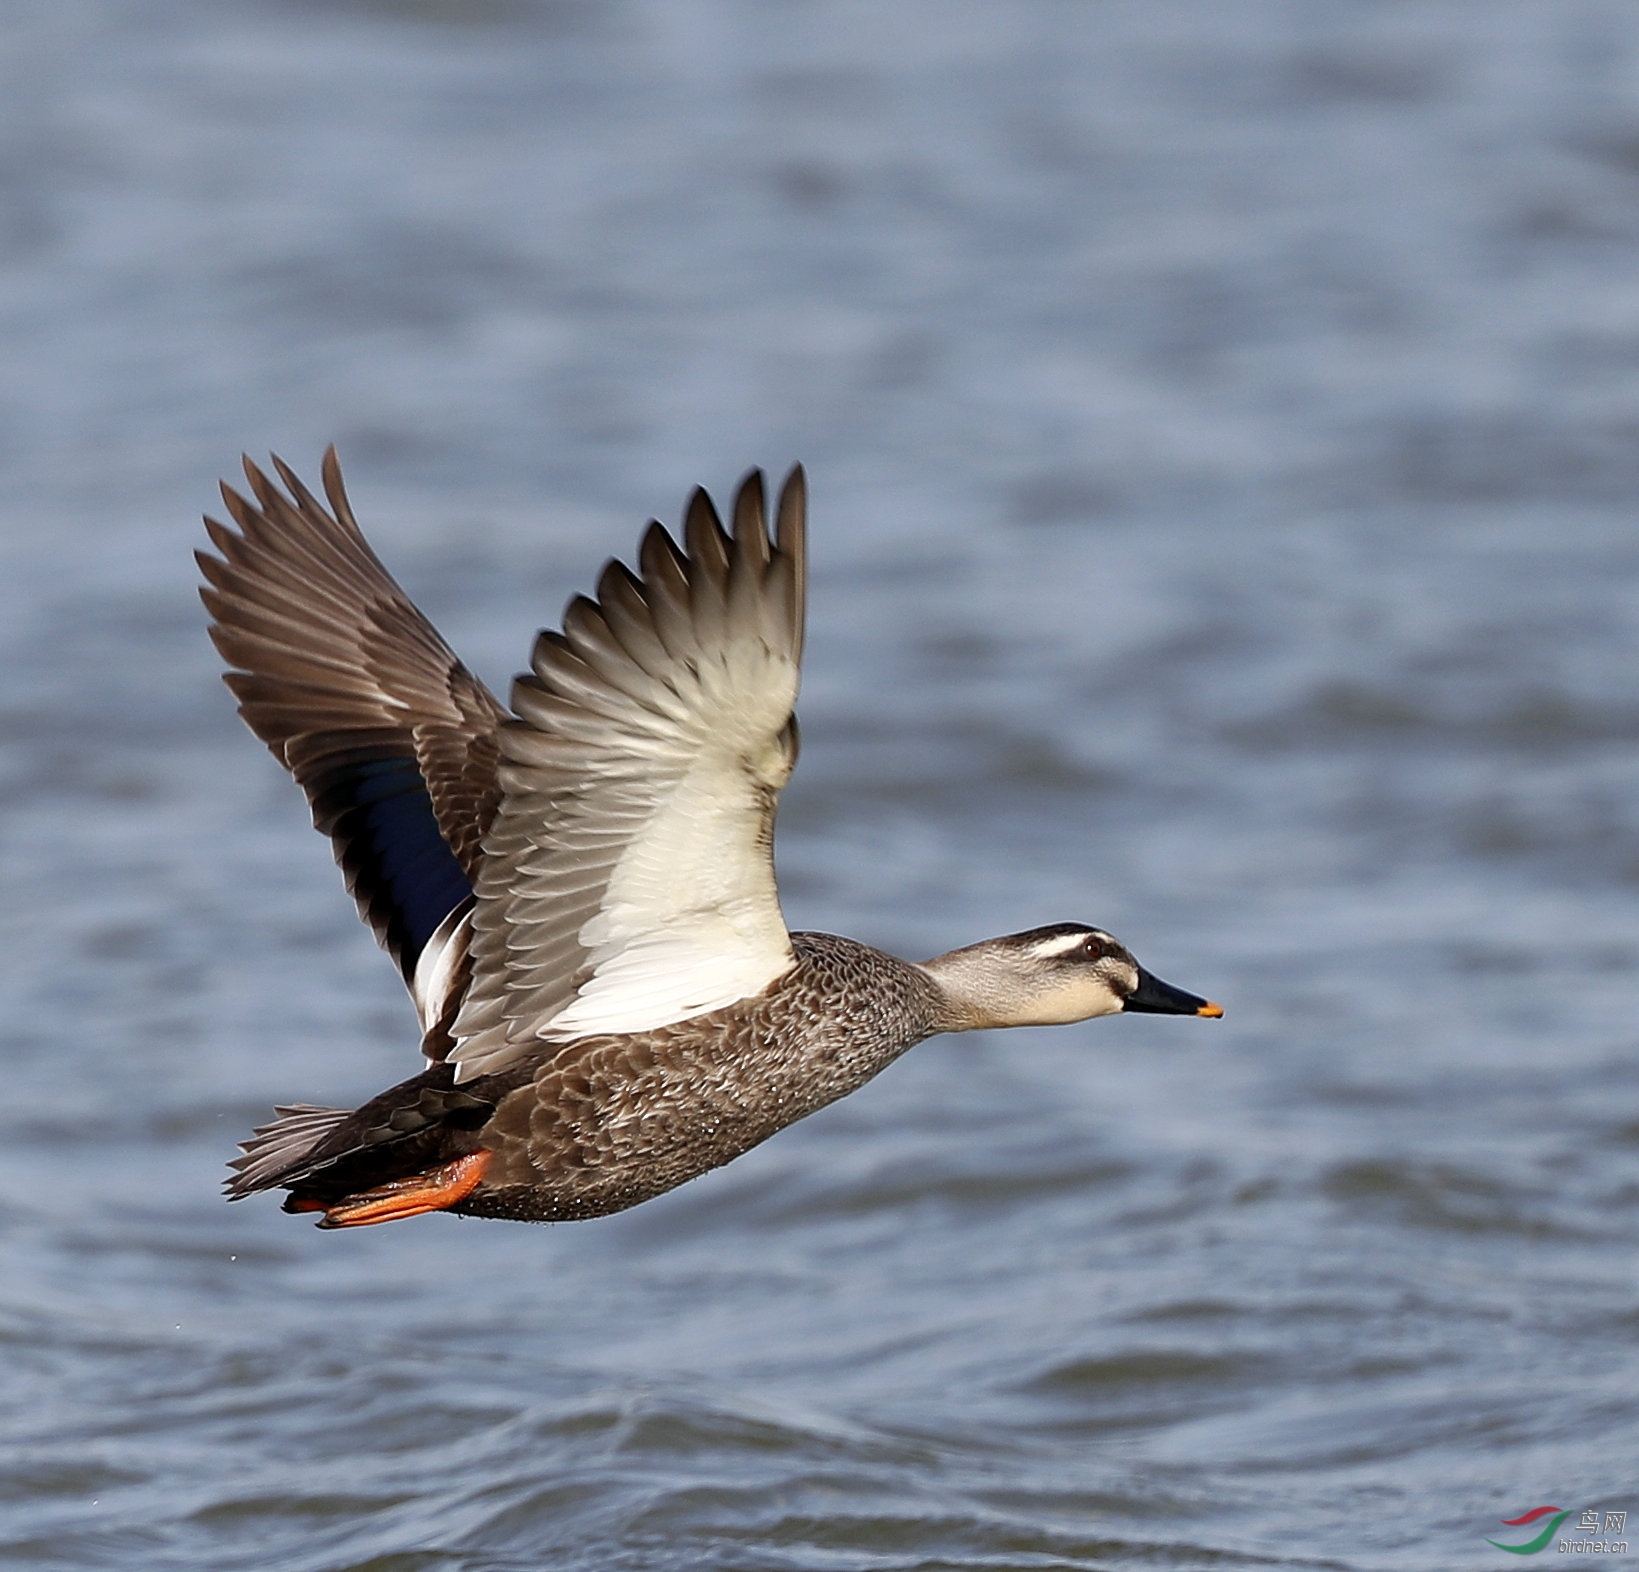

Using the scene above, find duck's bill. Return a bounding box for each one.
[1124,967,1223,1017]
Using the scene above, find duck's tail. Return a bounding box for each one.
[225,1104,353,1199]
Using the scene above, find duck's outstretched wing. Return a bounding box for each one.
[198,449,507,1003]
[448,468,807,1082]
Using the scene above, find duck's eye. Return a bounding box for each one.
[1081,936,1109,961]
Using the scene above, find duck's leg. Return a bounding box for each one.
[309,1150,493,1229]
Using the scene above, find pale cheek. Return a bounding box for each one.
[1076,975,1127,1020]
[1033,982,1123,1025]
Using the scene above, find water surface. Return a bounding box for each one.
[2,3,1639,1568]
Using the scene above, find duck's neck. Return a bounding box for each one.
[915,947,1015,1033]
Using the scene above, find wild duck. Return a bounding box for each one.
[203,451,1221,1228]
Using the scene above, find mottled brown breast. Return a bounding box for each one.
[458,932,945,1222]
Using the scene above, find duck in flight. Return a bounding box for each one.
[202,452,1221,1228]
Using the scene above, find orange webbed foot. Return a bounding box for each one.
[313,1150,492,1229]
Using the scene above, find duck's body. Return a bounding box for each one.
[204,453,1218,1229]
[236,932,941,1225]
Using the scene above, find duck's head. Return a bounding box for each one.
[919,922,1222,1032]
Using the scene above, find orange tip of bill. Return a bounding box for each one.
[1196,1001,1224,1018]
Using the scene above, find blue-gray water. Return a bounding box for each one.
[3,3,1639,1568]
